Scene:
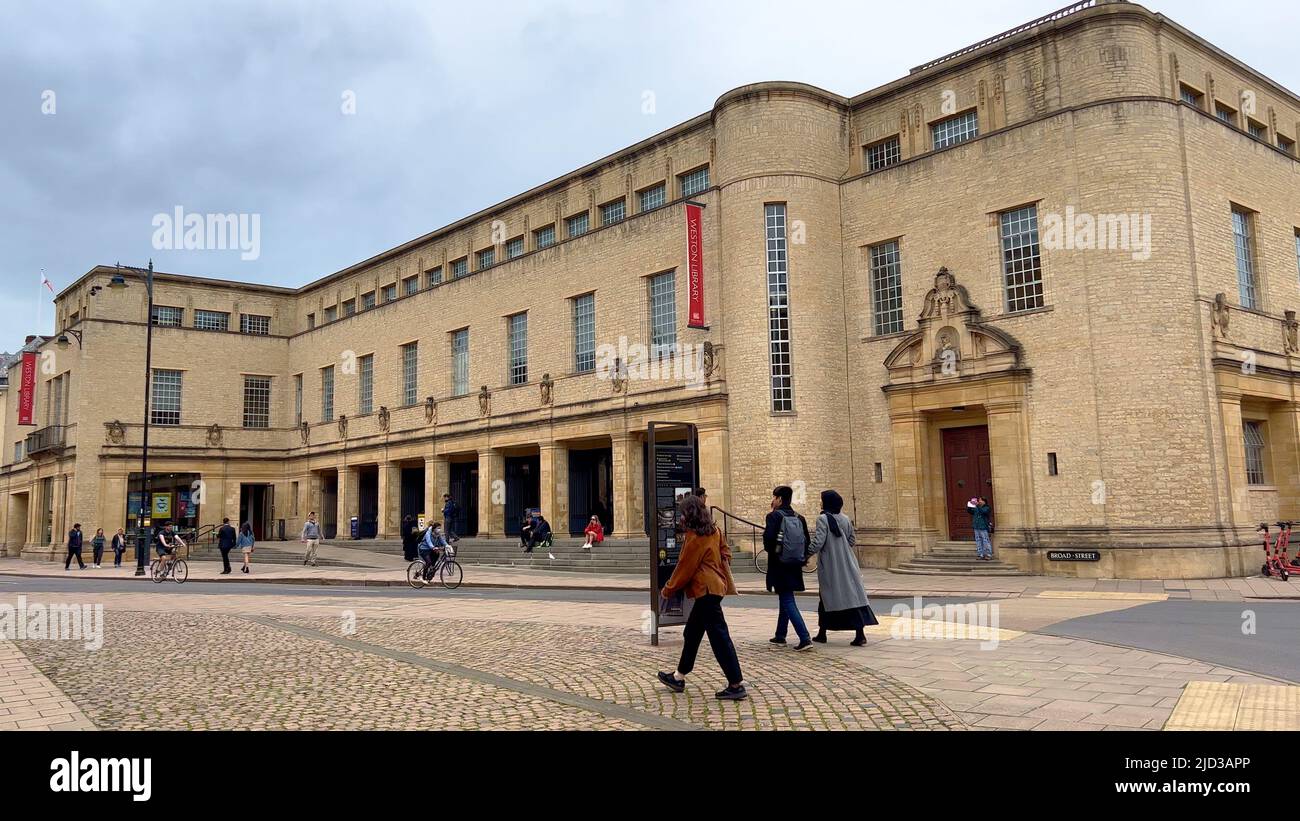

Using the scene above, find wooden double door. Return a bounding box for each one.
[942,425,993,541]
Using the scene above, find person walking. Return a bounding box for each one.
[111,528,127,568]
[969,496,994,560]
[582,515,604,550]
[808,489,878,646]
[91,528,106,568]
[300,512,322,566]
[401,515,420,562]
[238,522,256,574]
[441,494,461,543]
[655,495,747,701]
[763,485,813,651]
[216,517,238,575]
[64,523,86,570]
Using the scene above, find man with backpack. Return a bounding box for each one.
[441,494,461,543]
[762,485,813,651]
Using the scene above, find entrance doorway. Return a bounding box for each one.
[357,467,379,539]
[400,466,425,525]
[942,425,992,540]
[448,461,477,538]
[6,492,30,549]
[503,455,540,536]
[319,472,338,539]
[240,484,275,541]
[568,447,612,535]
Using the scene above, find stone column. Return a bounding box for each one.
[985,400,1035,533]
[424,456,449,529]
[697,427,730,513]
[611,434,645,538]
[1274,402,1300,522]
[196,474,224,532]
[50,473,67,549]
[101,473,130,535]
[377,462,402,539]
[1219,392,1252,530]
[476,448,503,537]
[338,464,359,540]
[539,442,569,535]
[889,410,928,548]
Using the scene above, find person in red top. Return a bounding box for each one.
[582,515,605,550]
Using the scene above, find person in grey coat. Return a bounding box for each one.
[808,489,878,646]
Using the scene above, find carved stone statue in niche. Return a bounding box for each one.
[478,386,491,417]
[206,423,223,447]
[1212,292,1231,338]
[105,420,125,445]
[378,406,390,433]
[540,373,554,406]
[702,341,718,378]
[424,396,437,425]
[611,358,627,394]
[1286,310,1299,354]
[338,415,348,439]
[299,421,310,445]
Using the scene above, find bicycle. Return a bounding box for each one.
[150,552,189,584]
[406,545,463,590]
[754,547,817,575]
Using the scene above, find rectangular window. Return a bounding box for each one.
[932,110,979,150]
[403,276,419,296]
[639,184,666,212]
[321,366,334,423]
[1295,230,1300,287]
[343,299,356,317]
[151,306,183,327]
[566,212,589,238]
[1215,103,1237,125]
[383,284,398,303]
[294,374,303,426]
[240,314,271,335]
[679,166,710,198]
[1280,135,1296,156]
[1180,84,1205,108]
[1000,205,1044,312]
[307,313,315,330]
[1047,452,1059,476]
[506,237,525,259]
[425,266,442,287]
[1233,206,1258,309]
[243,376,271,429]
[600,199,626,226]
[324,306,337,323]
[451,258,469,279]
[194,310,230,331]
[873,463,883,483]
[869,240,904,335]
[477,248,495,269]
[765,204,794,412]
[14,442,23,463]
[362,292,376,310]
[51,376,63,427]
[1244,420,1267,485]
[150,369,182,426]
[866,136,901,172]
[648,271,677,354]
[508,313,528,385]
[572,293,596,373]
[401,342,419,406]
[534,225,555,249]
[358,354,374,415]
[1248,119,1268,140]
[451,329,469,397]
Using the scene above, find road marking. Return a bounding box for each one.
[1036,590,1168,602]
[243,615,702,731]
[1167,681,1300,730]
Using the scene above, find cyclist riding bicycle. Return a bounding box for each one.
[419,523,449,580]
[155,523,186,574]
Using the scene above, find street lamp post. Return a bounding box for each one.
[108,261,155,576]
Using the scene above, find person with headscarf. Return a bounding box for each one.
[807,489,877,646]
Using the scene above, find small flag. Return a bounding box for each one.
[41,270,55,294]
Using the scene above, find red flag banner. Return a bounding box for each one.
[685,203,705,328]
[18,351,37,426]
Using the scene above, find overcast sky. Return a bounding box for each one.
[1,0,1296,353]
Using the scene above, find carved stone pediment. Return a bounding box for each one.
[885,268,1025,386]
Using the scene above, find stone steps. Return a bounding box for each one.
[186,543,360,568]
[891,541,1027,576]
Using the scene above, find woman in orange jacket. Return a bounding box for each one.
[656,495,747,701]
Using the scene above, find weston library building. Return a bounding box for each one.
[2,0,1299,578]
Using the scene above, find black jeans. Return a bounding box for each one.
[219,546,232,572]
[92,543,105,565]
[677,594,743,686]
[65,545,85,569]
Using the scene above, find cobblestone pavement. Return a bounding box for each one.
[0,587,1290,731]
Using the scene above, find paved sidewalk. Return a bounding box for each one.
[0,639,97,730]
[3,553,1298,601]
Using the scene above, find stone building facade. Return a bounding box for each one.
[2,0,1299,578]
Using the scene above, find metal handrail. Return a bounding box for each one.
[910,0,1097,74]
[710,505,764,558]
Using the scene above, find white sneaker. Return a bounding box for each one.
[548,553,555,560]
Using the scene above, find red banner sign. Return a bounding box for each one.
[17,351,37,426]
[685,203,705,328]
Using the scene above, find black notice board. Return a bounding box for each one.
[646,422,699,645]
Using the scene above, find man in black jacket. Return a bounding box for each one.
[65,523,86,570]
[216,518,238,574]
[762,486,812,650]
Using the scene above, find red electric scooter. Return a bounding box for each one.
[1258,521,1295,580]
